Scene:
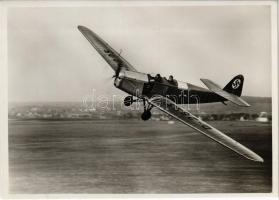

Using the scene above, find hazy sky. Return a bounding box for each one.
[8,5,272,102]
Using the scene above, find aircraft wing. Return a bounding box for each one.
[78,25,137,72]
[147,96,263,162]
[200,78,250,107]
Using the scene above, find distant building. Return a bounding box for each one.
[27,112,34,118]
[160,115,170,121]
[256,112,269,122]
[43,114,52,118]
[167,120,175,125]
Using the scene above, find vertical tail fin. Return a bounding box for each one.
[223,75,244,97]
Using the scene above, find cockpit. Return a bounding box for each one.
[148,73,178,86]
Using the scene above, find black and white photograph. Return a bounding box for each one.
[0,0,278,197]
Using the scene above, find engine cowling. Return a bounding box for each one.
[118,70,149,82]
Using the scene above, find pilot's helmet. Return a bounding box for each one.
[155,74,161,79]
[169,75,174,81]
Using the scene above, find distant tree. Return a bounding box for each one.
[251,113,259,120]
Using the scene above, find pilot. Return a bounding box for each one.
[168,75,178,86]
[168,75,174,82]
[155,74,162,81]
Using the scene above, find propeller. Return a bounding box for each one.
[113,49,124,78]
[104,63,123,82]
[106,49,124,79]
[112,60,124,78]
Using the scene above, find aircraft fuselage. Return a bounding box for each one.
[114,72,226,105]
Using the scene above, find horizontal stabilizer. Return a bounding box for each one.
[200,78,250,107]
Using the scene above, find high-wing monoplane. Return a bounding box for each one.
[78,25,263,162]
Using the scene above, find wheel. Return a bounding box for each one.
[124,96,133,106]
[141,110,151,121]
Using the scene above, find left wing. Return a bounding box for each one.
[78,25,137,72]
[147,96,263,162]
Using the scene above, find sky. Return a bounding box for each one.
[8,5,272,102]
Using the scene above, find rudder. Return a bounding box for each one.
[223,75,244,97]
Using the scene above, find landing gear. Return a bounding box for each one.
[124,96,153,121]
[141,99,153,121]
[141,110,151,121]
[124,96,133,106]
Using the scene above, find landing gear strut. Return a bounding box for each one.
[141,99,153,121]
[124,96,153,121]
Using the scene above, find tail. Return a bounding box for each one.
[201,74,250,107]
[223,75,244,97]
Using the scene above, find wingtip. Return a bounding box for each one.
[77,25,83,30]
[239,99,251,107]
[200,78,209,84]
[256,158,264,163]
[77,25,88,32]
[258,156,264,163]
[243,102,251,107]
[250,154,264,163]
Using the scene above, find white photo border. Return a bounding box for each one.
[0,0,277,198]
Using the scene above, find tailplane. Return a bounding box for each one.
[223,75,244,97]
[200,75,250,107]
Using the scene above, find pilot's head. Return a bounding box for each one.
[155,74,161,79]
[169,75,174,81]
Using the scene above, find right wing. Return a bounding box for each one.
[147,96,263,162]
[78,25,137,72]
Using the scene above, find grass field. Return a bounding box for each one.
[9,119,272,193]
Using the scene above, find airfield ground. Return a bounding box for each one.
[9,119,272,193]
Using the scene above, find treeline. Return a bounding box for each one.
[198,113,271,121]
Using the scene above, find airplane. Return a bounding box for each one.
[77,25,264,162]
